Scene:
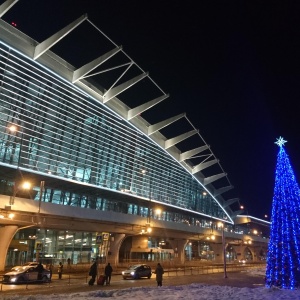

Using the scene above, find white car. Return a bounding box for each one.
[3,265,51,284]
[11,262,47,271]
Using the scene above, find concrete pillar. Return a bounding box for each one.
[247,246,255,261]
[0,225,18,271]
[108,233,125,268]
[231,244,256,261]
[253,245,265,262]
[168,239,188,265]
[211,243,223,263]
[234,245,244,261]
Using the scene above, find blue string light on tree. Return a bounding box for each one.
[265,137,300,289]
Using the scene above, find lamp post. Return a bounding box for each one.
[8,124,25,205]
[218,222,228,278]
[29,235,38,261]
[141,169,152,226]
[38,181,45,213]
[8,124,24,168]
[10,181,31,205]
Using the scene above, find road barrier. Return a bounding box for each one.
[0,262,265,292]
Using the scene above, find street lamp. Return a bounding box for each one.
[8,124,24,168]
[141,169,152,226]
[29,235,38,261]
[10,180,31,205]
[38,181,45,213]
[218,222,228,279]
[146,223,152,233]
[8,124,25,205]
[155,208,162,220]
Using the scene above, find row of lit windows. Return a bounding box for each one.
[0,42,227,220]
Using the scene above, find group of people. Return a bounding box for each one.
[47,261,63,280]
[89,262,164,287]
[39,260,164,287]
[89,261,113,286]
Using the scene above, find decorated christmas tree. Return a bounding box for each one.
[265,137,300,289]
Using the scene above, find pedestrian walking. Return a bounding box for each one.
[104,262,113,285]
[88,261,98,286]
[58,262,63,279]
[155,263,164,287]
[47,261,53,281]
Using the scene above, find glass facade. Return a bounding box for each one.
[8,228,98,267]
[0,42,228,222]
[0,15,270,270]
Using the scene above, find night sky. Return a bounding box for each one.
[2,0,300,219]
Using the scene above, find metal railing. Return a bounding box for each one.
[0,262,266,292]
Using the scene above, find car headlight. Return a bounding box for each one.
[122,271,125,275]
[10,277,17,282]
[130,271,135,276]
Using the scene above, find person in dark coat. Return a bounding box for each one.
[57,262,63,279]
[155,263,164,287]
[36,262,44,280]
[89,261,98,286]
[104,262,113,285]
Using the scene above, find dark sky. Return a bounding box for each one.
[3,0,300,219]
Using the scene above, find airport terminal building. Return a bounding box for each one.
[0,0,269,270]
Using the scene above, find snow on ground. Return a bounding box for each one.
[1,268,300,300]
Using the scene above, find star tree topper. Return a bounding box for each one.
[275,136,287,147]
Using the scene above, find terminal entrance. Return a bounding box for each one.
[6,228,99,267]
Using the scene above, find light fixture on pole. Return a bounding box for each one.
[38,181,45,213]
[218,221,228,279]
[10,181,31,205]
[141,169,152,225]
[146,223,152,233]
[8,124,25,205]
[8,124,24,169]
[155,208,162,220]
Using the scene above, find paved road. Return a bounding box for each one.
[0,270,265,296]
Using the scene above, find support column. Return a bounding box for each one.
[108,233,125,268]
[168,239,188,265]
[234,244,244,261]
[211,243,223,263]
[252,246,261,262]
[0,225,18,271]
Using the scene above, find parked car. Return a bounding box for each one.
[2,265,51,284]
[122,264,152,279]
